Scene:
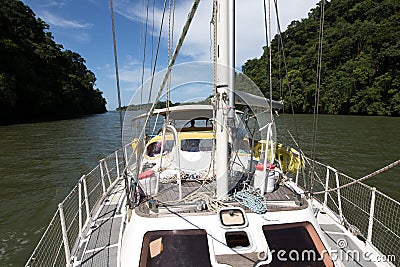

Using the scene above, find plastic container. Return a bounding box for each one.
[254,163,276,194]
[138,170,157,195]
[265,164,276,193]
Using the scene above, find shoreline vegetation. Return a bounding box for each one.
[115,97,213,111]
[242,0,399,116]
[2,0,399,125]
[0,0,106,125]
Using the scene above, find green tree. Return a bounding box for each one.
[0,0,106,123]
[242,0,400,116]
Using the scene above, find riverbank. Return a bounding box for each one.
[0,110,108,126]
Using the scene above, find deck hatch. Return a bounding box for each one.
[219,207,247,228]
[262,222,333,267]
[225,231,250,248]
[139,229,212,267]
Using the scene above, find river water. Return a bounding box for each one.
[0,111,398,266]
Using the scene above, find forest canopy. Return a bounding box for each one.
[0,0,106,123]
[242,0,400,116]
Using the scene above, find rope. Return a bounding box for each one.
[159,203,257,264]
[138,0,200,142]
[234,186,268,214]
[167,0,176,119]
[268,0,273,123]
[272,0,304,156]
[310,1,326,166]
[212,0,217,96]
[151,0,155,83]
[140,0,151,106]
[109,0,132,207]
[314,159,400,195]
[263,0,274,123]
[166,0,174,116]
[274,3,283,104]
[156,172,216,202]
[126,0,200,178]
[147,0,168,103]
[109,0,123,147]
[163,190,226,212]
[212,0,217,178]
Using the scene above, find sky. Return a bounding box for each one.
[21,0,319,110]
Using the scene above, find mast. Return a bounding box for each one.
[228,0,236,127]
[216,0,235,199]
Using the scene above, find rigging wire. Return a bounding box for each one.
[311,0,326,160]
[269,0,330,197]
[209,4,214,61]
[212,0,217,96]
[310,0,326,192]
[147,0,168,103]
[268,0,274,124]
[166,0,176,118]
[151,0,155,82]
[277,22,283,102]
[270,0,326,194]
[109,0,123,144]
[263,0,274,124]
[108,0,132,207]
[131,0,200,174]
[272,0,303,151]
[212,0,217,175]
[140,0,151,106]
[261,1,324,197]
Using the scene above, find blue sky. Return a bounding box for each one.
[21,0,319,110]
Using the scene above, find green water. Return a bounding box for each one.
[0,112,121,266]
[0,112,399,266]
[276,114,400,199]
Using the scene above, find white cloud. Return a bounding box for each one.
[114,0,318,68]
[107,63,152,91]
[42,0,68,8]
[180,0,320,66]
[39,10,93,29]
[106,0,319,108]
[119,69,146,85]
[122,61,215,104]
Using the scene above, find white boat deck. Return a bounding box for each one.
[75,179,126,267]
[70,178,387,267]
[25,142,398,267]
[315,203,386,267]
[136,181,308,216]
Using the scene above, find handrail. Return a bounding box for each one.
[25,145,399,266]
[291,157,399,265]
[155,124,182,199]
[166,125,182,199]
[367,187,376,242]
[25,143,132,267]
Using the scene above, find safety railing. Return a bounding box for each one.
[25,143,132,267]
[290,158,399,266]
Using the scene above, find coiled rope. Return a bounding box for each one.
[234,186,268,214]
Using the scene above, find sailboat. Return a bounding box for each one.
[26,1,399,267]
